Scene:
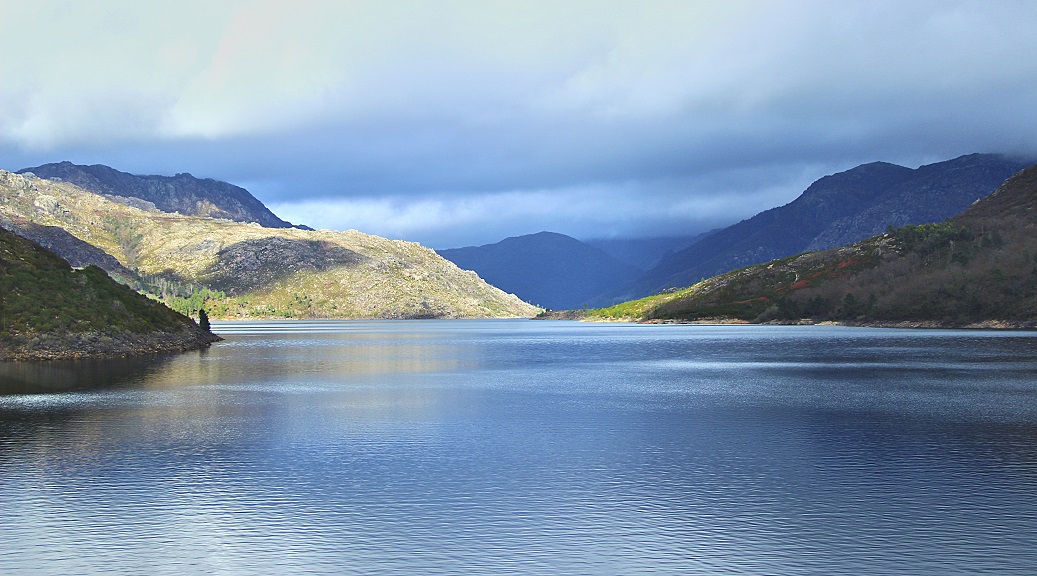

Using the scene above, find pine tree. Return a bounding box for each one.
[198,308,210,331]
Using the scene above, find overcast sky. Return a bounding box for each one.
[2,1,1036,248]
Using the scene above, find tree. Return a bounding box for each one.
[198,308,210,331]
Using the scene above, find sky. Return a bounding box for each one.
[2,0,1036,248]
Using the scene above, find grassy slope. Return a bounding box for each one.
[0,171,539,319]
[0,227,216,360]
[587,163,1037,326]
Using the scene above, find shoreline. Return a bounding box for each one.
[535,310,1037,330]
[0,328,222,362]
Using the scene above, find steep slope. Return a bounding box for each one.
[619,154,1028,300]
[19,161,300,229]
[0,170,538,319]
[0,226,219,361]
[438,231,642,309]
[587,161,1037,327]
[0,216,136,283]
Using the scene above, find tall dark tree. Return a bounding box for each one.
[198,308,210,331]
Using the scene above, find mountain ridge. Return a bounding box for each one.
[611,153,1030,302]
[580,160,1037,327]
[18,161,304,230]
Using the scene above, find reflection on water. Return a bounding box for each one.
[0,354,179,395]
[1,320,1036,575]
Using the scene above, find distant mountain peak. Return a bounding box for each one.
[438,231,642,310]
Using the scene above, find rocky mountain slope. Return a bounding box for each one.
[583,161,1037,327]
[0,226,219,361]
[614,154,1029,302]
[0,171,538,320]
[438,232,642,310]
[18,161,302,229]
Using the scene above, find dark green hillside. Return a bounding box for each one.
[588,162,1037,327]
[0,227,219,360]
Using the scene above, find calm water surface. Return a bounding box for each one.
[1,320,1036,575]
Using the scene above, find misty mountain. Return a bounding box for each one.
[584,233,712,271]
[438,231,642,310]
[614,153,1030,301]
[18,161,305,229]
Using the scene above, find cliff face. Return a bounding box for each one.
[0,226,220,361]
[18,161,299,229]
[0,170,539,320]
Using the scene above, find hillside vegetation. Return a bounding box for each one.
[0,171,538,320]
[0,227,219,360]
[611,154,1029,303]
[582,162,1037,327]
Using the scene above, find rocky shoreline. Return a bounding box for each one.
[0,327,222,362]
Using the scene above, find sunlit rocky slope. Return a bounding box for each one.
[0,171,538,319]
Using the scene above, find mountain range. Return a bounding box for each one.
[436,154,1028,309]
[583,160,1037,327]
[0,169,537,320]
[5,152,1030,328]
[604,153,1030,303]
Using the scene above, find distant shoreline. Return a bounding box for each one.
[534,310,1037,330]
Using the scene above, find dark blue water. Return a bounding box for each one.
[1,321,1036,575]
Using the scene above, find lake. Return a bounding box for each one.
[1,320,1036,575]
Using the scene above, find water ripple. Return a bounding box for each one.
[1,322,1036,574]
